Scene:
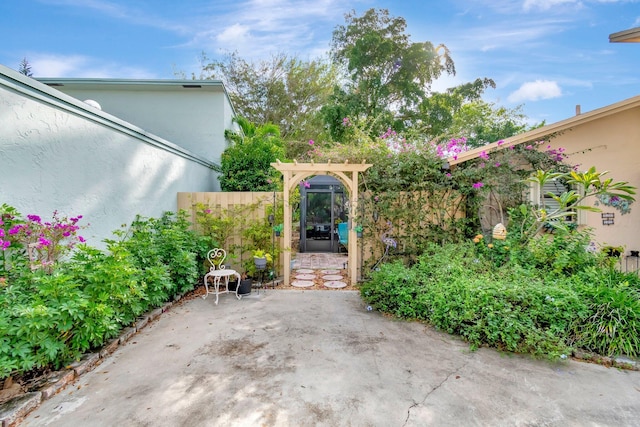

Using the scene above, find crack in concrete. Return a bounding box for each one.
[402,361,469,426]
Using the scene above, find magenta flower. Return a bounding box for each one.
[78,236,86,243]
[525,145,533,150]
[205,209,212,214]
[497,140,504,146]
[27,214,41,223]
[38,237,51,247]
[494,162,501,167]
[479,151,489,160]
[309,139,314,145]
[472,182,484,189]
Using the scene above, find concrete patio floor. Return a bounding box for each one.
[20,290,640,426]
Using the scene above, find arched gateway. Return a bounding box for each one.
[271,160,372,287]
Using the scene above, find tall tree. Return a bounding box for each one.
[199,52,336,142]
[325,8,455,139]
[18,57,33,77]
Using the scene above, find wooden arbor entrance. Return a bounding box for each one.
[271,161,372,287]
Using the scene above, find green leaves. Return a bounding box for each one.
[361,241,640,359]
[220,118,285,192]
[0,209,205,380]
[521,167,637,242]
[327,8,456,139]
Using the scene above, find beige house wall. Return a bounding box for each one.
[546,107,640,253]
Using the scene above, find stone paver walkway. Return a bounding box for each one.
[291,253,350,288]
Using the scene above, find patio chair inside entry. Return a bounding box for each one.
[203,248,241,305]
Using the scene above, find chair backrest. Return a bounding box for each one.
[206,248,228,271]
[337,222,348,245]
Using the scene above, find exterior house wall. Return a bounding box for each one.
[36,80,237,166]
[546,107,640,252]
[450,96,640,255]
[0,65,220,247]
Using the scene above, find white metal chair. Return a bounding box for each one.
[202,248,241,305]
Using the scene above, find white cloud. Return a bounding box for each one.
[38,0,189,33]
[523,0,579,11]
[216,24,251,44]
[507,80,562,102]
[187,0,351,59]
[30,54,89,77]
[29,53,156,78]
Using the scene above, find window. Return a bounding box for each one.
[529,179,586,225]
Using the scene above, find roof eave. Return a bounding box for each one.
[609,27,640,43]
[448,94,640,166]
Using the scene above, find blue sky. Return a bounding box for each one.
[1,0,639,126]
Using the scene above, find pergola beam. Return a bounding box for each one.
[271,161,373,288]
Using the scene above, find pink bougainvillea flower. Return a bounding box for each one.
[525,145,533,150]
[309,139,314,145]
[27,214,41,223]
[472,182,484,189]
[479,151,489,160]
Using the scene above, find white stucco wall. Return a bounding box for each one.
[36,80,237,165]
[1,65,219,247]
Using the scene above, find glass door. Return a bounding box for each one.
[299,177,347,253]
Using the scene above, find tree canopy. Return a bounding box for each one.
[324,8,456,139]
[200,52,336,143]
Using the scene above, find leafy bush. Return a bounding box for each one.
[361,242,640,359]
[0,208,208,380]
[571,267,640,357]
[110,211,208,296]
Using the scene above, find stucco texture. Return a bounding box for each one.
[0,75,217,247]
[546,107,640,253]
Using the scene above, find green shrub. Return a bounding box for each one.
[571,267,640,357]
[111,211,207,297]
[0,208,207,380]
[360,243,640,359]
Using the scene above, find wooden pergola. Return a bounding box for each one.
[271,160,373,287]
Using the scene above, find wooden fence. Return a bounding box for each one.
[177,192,284,273]
[178,189,465,278]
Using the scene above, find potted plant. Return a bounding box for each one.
[273,223,283,237]
[354,224,364,238]
[253,249,271,270]
[237,273,252,295]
